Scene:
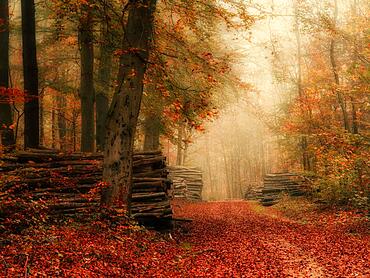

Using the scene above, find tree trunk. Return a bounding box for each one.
[143,115,161,151]
[350,0,359,134]
[176,124,183,165]
[294,0,311,171]
[79,10,95,152]
[57,94,67,150]
[72,110,78,152]
[21,0,39,149]
[330,0,350,132]
[51,99,56,149]
[39,93,44,147]
[0,0,15,149]
[205,133,213,198]
[96,23,112,151]
[182,128,189,165]
[101,0,157,208]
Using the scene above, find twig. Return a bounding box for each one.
[23,254,29,278]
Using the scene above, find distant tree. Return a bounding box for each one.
[21,0,39,148]
[0,0,15,149]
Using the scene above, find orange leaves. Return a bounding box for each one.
[63,36,77,46]
[0,87,26,103]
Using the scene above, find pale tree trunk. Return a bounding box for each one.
[0,0,15,149]
[220,141,231,198]
[21,0,39,148]
[330,0,350,132]
[204,133,213,198]
[101,0,157,209]
[143,115,161,151]
[96,23,112,151]
[182,128,189,165]
[176,123,184,165]
[79,10,95,152]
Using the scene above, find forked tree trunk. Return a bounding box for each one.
[0,0,15,149]
[21,0,39,148]
[79,10,95,152]
[143,115,161,151]
[101,0,157,208]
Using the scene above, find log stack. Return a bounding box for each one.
[168,166,203,201]
[0,149,172,224]
[260,173,305,206]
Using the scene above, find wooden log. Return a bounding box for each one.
[131,192,166,200]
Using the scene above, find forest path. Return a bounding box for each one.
[170,200,369,277]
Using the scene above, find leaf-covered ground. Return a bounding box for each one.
[1,200,369,277]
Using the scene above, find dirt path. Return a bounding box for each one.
[170,201,369,278]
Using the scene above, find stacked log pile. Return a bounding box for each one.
[0,149,172,223]
[260,173,305,206]
[244,183,263,201]
[168,166,203,201]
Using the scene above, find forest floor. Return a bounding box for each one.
[1,199,369,277]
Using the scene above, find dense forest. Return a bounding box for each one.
[0,0,369,276]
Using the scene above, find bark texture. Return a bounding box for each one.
[21,0,39,148]
[96,24,112,151]
[0,0,15,148]
[79,11,95,152]
[101,0,157,208]
[143,115,161,151]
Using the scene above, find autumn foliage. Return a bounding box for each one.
[1,200,369,277]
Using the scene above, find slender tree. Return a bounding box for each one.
[101,0,157,207]
[79,9,95,152]
[0,0,15,148]
[294,0,311,171]
[329,0,350,132]
[21,0,39,148]
[176,124,184,165]
[96,23,112,151]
